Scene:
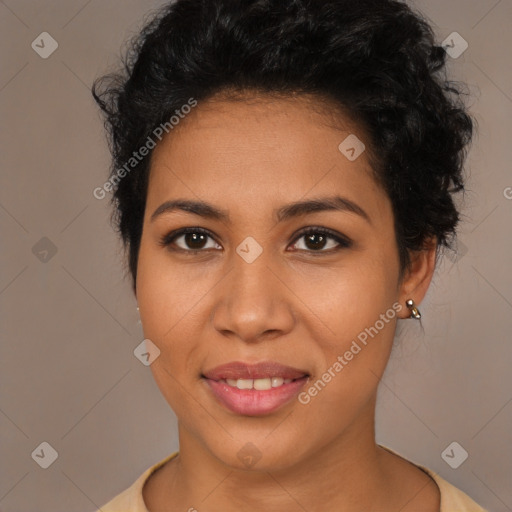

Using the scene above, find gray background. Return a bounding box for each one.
[1,0,511,511]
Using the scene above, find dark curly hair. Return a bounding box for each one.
[92,0,474,293]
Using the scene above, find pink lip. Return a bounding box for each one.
[203,361,308,381]
[202,361,309,416]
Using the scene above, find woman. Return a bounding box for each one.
[92,0,486,510]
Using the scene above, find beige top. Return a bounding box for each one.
[97,447,488,511]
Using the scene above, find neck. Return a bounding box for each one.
[160,396,394,511]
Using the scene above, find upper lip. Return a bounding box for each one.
[202,361,309,381]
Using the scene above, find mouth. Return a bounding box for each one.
[201,361,310,416]
[221,376,296,390]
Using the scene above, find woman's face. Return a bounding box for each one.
[136,93,425,470]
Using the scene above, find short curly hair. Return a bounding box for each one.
[92,0,474,292]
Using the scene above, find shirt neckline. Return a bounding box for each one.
[135,445,479,512]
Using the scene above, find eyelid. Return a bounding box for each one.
[159,225,353,253]
[289,226,352,251]
[158,227,219,251]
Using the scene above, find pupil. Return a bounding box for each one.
[183,232,327,250]
[306,233,326,250]
[186,232,206,249]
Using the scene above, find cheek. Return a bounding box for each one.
[296,302,398,437]
[135,252,201,422]
[296,252,400,403]
[136,240,211,340]
[135,242,192,383]
[298,247,399,339]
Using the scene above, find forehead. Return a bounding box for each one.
[146,93,389,223]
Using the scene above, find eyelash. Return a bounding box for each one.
[158,226,353,255]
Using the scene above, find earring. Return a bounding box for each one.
[405,299,421,319]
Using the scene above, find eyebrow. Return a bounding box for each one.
[150,195,371,224]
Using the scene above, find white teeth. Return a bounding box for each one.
[224,377,296,390]
[254,378,272,390]
[236,378,253,390]
[271,377,284,388]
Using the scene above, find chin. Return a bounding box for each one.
[203,432,311,473]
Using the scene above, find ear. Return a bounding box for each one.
[396,237,438,319]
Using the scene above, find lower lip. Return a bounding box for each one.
[204,377,309,416]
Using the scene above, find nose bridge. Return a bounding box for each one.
[231,246,275,303]
[211,242,295,342]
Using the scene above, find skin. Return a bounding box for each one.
[135,92,440,511]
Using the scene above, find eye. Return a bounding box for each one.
[159,227,221,253]
[288,227,352,253]
[159,226,352,255]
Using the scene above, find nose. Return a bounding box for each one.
[211,250,296,344]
